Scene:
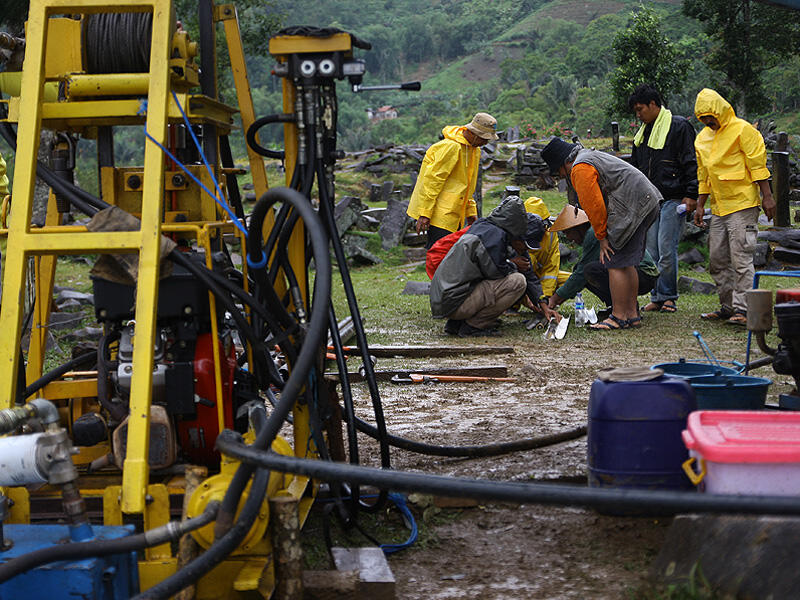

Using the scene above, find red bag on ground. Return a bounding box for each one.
[425,227,469,279]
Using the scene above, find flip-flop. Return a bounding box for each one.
[589,314,628,331]
[660,301,677,313]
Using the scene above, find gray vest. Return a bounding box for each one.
[572,149,661,249]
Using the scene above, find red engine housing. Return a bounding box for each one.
[176,333,237,466]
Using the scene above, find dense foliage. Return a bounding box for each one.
[683,0,800,116]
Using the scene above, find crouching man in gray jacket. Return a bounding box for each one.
[430,196,556,337]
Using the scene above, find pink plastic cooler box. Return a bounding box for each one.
[682,411,800,496]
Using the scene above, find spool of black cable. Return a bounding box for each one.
[83,13,152,74]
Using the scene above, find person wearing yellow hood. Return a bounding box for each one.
[524,196,569,300]
[693,88,776,325]
[407,112,498,249]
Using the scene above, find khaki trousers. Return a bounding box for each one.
[708,206,759,313]
[449,273,527,328]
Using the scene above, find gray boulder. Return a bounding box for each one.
[678,276,717,295]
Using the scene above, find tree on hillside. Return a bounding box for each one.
[607,6,689,117]
[683,0,800,116]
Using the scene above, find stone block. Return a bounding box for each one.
[774,245,800,264]
[652,514,800,600]
[56,289,94,306]
[678,247,705,265]
[678,276,717,295]
[401,280,430,295]
[48,312,85,331]
[753,242,770,267]
[332,547,395,600]
[403,247,427,262]
[378,197,410,250]
[334,196,366,236]
[381,180,394,202]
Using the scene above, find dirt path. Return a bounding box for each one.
[345,314,762,598]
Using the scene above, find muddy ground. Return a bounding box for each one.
[341,310,776,599]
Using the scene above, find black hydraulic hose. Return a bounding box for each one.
[217,430,800,517]
[134,469,269,600]
[316,159,391,512]
[217,187,331,533]
[0,123,108,215]
[353,418,587,458]
[0,500,219,584]
[23,350,96,399]
[97,331,127,423]
[328,303,360,516]
[168,250,284,388]
[245,114,294,160]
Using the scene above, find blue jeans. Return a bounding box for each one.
[645,199,683,303]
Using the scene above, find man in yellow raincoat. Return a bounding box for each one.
[524,196,569,302]
[693,88,776,325]
[407,112,498,249]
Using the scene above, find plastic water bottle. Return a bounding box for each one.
[574,292,586,327]
[676,203,687,215]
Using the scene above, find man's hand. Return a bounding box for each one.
[548,293,563,310]
[510,255,531,272]
[694,195,708,227]
[415,216,430,234]
[598,237,614,265]
[758,181,776,221]
[541,304,560,322]
[683,197,697,214]
[465,215,477,226]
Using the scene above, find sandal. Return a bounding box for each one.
[727,312,747,326]
[626,316,643,328]
[589,314,628,331]
[642,302,662,312]
[660,301,677,313]
[701,308,734,320]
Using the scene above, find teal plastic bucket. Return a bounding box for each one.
[686,373,772,410]
[652,359,738,379]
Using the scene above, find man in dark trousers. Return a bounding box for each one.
[628,84,698,314]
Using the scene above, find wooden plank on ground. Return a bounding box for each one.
[340,345,514,358]
[325,364,509,383]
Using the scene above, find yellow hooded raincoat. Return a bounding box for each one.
[407,126,480,232]
[524,197,569,298]
[694,88,770,217]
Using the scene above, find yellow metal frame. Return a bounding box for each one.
[0,1,328,595]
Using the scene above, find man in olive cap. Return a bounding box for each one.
[541,138,660,330]
[408,112,499,249]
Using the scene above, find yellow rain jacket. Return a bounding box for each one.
[407,126,479,232]
[0,152,8,196]
[524,197,569,298]
[694,88,770,217]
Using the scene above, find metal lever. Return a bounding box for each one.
[352,81,421,93]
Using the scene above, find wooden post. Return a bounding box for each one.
[777,131,789,152]
[611,122,619,152]
[270,495,304,600]
[773,147,790,227]
[175,466,208,600]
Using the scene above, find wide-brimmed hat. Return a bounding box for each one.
[465,112,499,141]
[524,213,545,250]
[549,204,589,232]
[541,137,577,175]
